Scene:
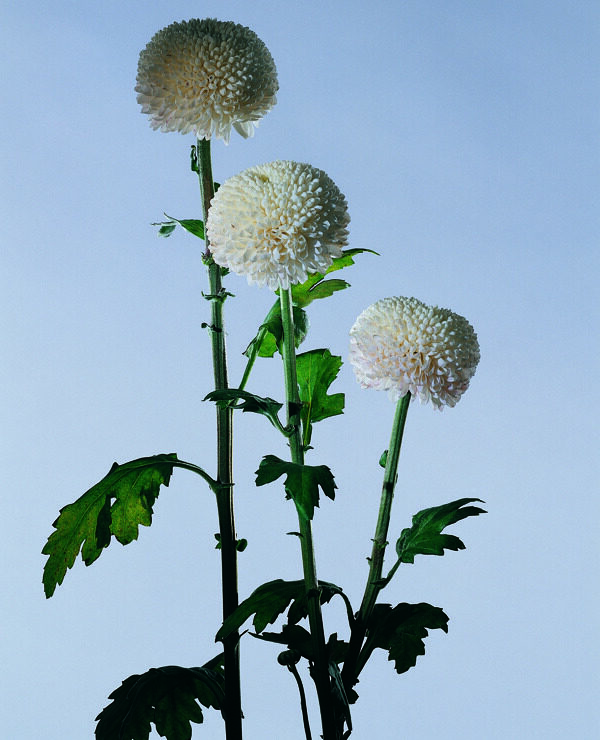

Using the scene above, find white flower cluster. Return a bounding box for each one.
[136,18,278,143]
[206,161,350,289]
[349,296,480,409]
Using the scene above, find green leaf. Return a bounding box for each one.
[253,624,315,660]
[360,602,449,675]
[95,661,225,740]
[290,248,378,308]
[42,454,178,597]
[255,455,336,521]
[296,349,345,446]
[204,389,286,434]
[244,302,309,359]
[165,215,205,239]
[154,223,177,238]
[396,498,486,564]
[216,579,305,639]
[216,579,346,641]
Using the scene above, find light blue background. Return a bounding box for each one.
[2,1,598,738]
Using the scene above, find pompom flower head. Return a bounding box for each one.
[206,160,350,289]
[349,296,480,409]
[136,18,278,143]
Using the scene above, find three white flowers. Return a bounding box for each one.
[137,19,480,410]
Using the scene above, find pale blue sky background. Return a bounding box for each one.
[2,1,598,738]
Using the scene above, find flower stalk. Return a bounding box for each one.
[196,137,242,740]
[341,393,410,691]
[279,286,338,739]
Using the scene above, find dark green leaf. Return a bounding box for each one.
[255,455,336,521]
[396,498,486,564]
[329,659,352,732]
[204,389,285,434]
[360,602,449,675]
[42,455,178,597]
[286,580,345,626]
[296,349,344,446]
[253,624,315,660]
[244,302,309,359]
[216,579,305,639]
[216,579,345,641]
[95,662,225,740]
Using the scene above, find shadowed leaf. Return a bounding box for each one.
[359,603,449,676]
[95,660,225,740]
[216,579,346,641]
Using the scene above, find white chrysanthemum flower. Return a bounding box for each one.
[349,297,480,409]
[136,18,278,143]
[206,161,350,290]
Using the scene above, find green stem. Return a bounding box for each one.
[288,664,314,740]
[196,138,242,740]
[279,287,338,740]
[341,393,410,691]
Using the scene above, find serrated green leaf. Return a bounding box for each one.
[360,602,449,676]
[216,579,345,642]
[42,455,178,597]
[255,455,336,521]
[95,661,225,740]
[216,579,305,639]
[396,498,486,564]
[204,388,286,434]
[296,349,345,446]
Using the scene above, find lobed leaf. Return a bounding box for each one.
[95,661,225,740]
[255,455,336,521]
[42,454,178,597]
[360,602,449,676]
[216,579,346,642]
[396,497,486,564]
[296,349,345,446]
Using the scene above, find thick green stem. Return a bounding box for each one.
[196,138,242,740]
[279,287,338,740]
[341,393,410,692]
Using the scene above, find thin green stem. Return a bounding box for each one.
[341,393,410,692]
[279,287,338,740]
[288,664,314,740]
[196,138,242,740]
